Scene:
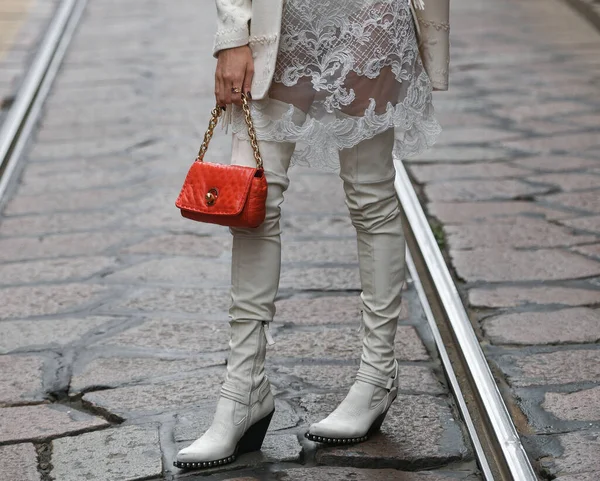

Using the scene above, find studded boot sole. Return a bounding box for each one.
[304,392,396,446]
[173,408,274,470]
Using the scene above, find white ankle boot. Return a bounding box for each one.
[307,131,405,444]
[175,321,274,469]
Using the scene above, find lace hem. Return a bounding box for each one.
[231,71,441,172]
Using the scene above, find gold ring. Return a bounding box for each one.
[231,87,242,94]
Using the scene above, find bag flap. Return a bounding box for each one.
[176,162,259,216]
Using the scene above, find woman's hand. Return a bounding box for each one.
[215,45,254,107]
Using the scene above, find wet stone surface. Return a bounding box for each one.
[300,393,469,469]
[173,434,304,476]
[275,467,480,481]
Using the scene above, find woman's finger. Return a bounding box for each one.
[243,61,254,99]
[223,72,234,106]
[230,76,244,106]
[215,71,223,107]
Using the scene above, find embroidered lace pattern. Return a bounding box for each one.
[232,0,441,170]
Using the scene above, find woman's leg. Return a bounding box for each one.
[176,99,305,469]
[307,128,405,443]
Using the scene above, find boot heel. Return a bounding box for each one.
[368,410,389,435]
[237,409,274,455]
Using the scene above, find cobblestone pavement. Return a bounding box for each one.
[406,0,600,478]
[0,0,58,119]
[0,1,481,480]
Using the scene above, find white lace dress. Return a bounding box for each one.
[232,0,441,171]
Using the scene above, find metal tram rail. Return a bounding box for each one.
[0,1,537,479]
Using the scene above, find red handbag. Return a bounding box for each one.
[175,95,267,228]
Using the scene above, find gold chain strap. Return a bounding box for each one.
[196,94,264,170]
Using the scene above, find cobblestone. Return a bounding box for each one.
[122,233,231,257]
[0,355,44,405]
[107,287,231,316]
[539,431,600,479]
[51,425,162,481]
[502,133,600,154]
[82,370,226,418]
[424,179,553,203]
[511,156,599,172]
[560,215,600,234]
[0,284,109,320]
[414,145,512,163]
[543,387,600,422]
[279,266,361,290]
[0,256,117,286]
[282,239,359,264]
[501,350,600,387]
[4,186,146,215]
[0,405,109,443]
[261,434,303,462]
[572,243,600,259]
[483,308,600,345]
[96,318,230,354]
[428,201,570,224]
[468,286,600,308]
[411,162,529,184]
[104,257,231,288]
[451,248,600,282]
[0,231,134,263]
[71,356,223,394]
[529,173,600,192]
[0,316,115,354]
[545,191,600,214]
[0,444,41,481]
[274,295,363,326]
[0,211,125,236]
[445,217,596,250]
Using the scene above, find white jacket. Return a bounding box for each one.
[213,0,449,99]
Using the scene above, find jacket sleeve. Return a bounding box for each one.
[213,0,252,58]
[413,0,450,91]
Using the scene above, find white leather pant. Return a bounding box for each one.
[229,102,405,379]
